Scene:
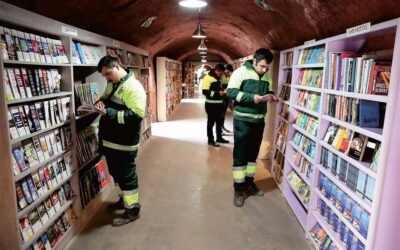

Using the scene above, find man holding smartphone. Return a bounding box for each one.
[227,48,278,207]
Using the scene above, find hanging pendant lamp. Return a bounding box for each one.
[197,39,207,51]
[199,51,207,55]
[192,9,206,39]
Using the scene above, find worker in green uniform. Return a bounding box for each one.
[227,48,278,207]
[202,63,229,147]
[220,64,234,134]
[95,56,146,226]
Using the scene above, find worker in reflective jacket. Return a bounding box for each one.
[227,48,278,207]
[220,64,234,134]
[202,63,229,147]
[95,56,146,226]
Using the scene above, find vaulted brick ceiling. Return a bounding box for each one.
[4,0,400,62]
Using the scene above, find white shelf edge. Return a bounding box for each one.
[293,85,322,93]
[3,59,71,67]
[287,160,312,187]
[316,189,368,245]
[293,105,320,118]
[21,199,75,250]
[294,63,325,68]
[7,92,73,105]
[317,164,373,213]
[319,141,377,179]
[322,115,383,142]
[289,141,316,164]
[324,89,388,103]
[285,175,309,210]
[292,124,318,142]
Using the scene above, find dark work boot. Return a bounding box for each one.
[107,197,124,211]
[216,138,230,143]
[246,177,264,196]
[112,204,141,227]
[208,140,220,147]
[234,191,245,207]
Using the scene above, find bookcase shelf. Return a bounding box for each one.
[287,160,312,187]
[286,177,309,210]
[320,141,377,179]
[75,111,98,120]
[312,211,345,250]
[7,92,73,105]
[292,124,318,142]
[3,60,71,67]
[294,63,325,69]
[293,104,320,118]
[324,89,389,103]
[281,65,292,69]
[292,85,322,93]
[0,2,152,249]
[14,148,72,182]
[322,115,383,141]
[17,174,73,219]
[273,144,285,155]
[11,120,71,145]
[316,189,368,245]
[21,199,74,250]
[277,114,289,123]
[78,153,101,172]
[289,140,316,164]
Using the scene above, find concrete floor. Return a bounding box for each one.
[66,98,312,250]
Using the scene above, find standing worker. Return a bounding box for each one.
[227,48,278,207]
[220,64,234,134]
[202,63,229,147]
[95,56,146,226]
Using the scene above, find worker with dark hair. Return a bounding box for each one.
[227,48,278,207]
[220,64,234,134]
[95,56,146,225]
[202,63,229,147]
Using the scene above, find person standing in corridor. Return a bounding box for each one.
[227,48,278,207]
[95,56,146,226]
[220,64,234,134]
[202,63,229,147]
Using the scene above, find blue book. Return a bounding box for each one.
[26,176,38,201]
[358,100,380,128]
[317,199,322,213]
[319,174,325,191]
[330,185,338,204]
[346,231,354,250]
[365,176,376,202]
[325,179,333,199]
[357,240,366,250]
[351,204,362,231]
[344,197,354,221]
[335,189,344,211]
[339,222,347,241]
[21,179,33,204]
[75,42,86,64]
[324,206,331,221]
[356,171,367,199]
[359,210,370,238]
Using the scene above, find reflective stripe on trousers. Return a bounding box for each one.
[122,189,139,209]
[233,166,246,183]
[246,162,256,177]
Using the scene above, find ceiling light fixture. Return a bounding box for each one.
[192,9,206,38]
[199,51,207,55]
[140,16,157,28]
[179,0,207,8]
[197,39,207,50]
[201,59,207,63]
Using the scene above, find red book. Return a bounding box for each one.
[96,160,110,189]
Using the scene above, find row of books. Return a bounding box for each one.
[272,164,283,185]
[283,51,294,66]
[138,75,149,92]
[74,81,99,107]
[106,47,126,66]
[8,97,71,139]
[77,124,99,167]
[291,151,313,183]
[283,69,292,84]
[326,95,385,128]
[297,46,325,65]
[165,61,182,70]
[275,133,287,153]
[127,52,140,67]
[0,26,69,64]
[309,223,341,250]
[79,160,110,208]
[320,148,376,203]
[292,131,317,159]
[23,205,76,249]
[279,104,289,120]
[139,55,150,68]
[278,85,291,101]
[16,161,73,211]
[297,69,323,88]
[287,171,310,206]
[323,123,380,165]
[12,129,72,175]
[327,52,391,95]
[295,111,319,137]
[318,176,371,239]
[72,42,103,65]
[276,120,288,137]
[296,90,320,112]
[3,67,62,101]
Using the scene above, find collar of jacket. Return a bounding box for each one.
[244,59,268,77]
[108,71,133,86]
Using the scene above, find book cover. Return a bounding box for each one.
[26,68,38,96]
[343,196,354,221]
[330,184,338,204]
[7,67,21,99]
[359,210,370,238]
[26,175,39,201]
[0,26,9,60]
[14,68,27,99]
[22,139,40,167]
[338,158,348,182]
[340,193,348,214]
[359,100,380,128]
[35,69,45,95]
[39,136,50,160]
[16,182,28,210]
[53,39,69,64]
[37,202,50,225]
[12,145,29,172]
[61,212,71,231]
[39,167,49,193]
[56,98,64,122]
[335,189,344,212]
[369,146,380,172]
[52,161,62,183]
[21,179,34,204]
[35,34,46,63]
[49,99,56,126]
[63,151,73,175]
[46,224,58,248]
[29,33,41,62]
[361,138,380,164]
[55,218,66,235]
[43,100,51,128]
[11,150,21,176]
[43,166,53,190]
[3,68,15,100]
[8,109,19,139]
[365,176,376,202]
[373,63,391,95]
[23,105,36,133]
[50,69,61,93]
[57,157,67,179]
[19,68,33,98]
[54,129,63,152]
[35,102,46,130]
[348,132,368,161]
[19,217,34,241]
[32,170,44,197]
[24,32,36,62]
[28,209,43,234]
[41,69,50,94]
[356,170,367,199]
[11,29,24,61]
[63,181,73,200]
[29,104,42,131]
[345,164,359,192]
[44,196,56,217]
[40,36,52,63]
[47,164,58,187]
[351,204,362,231]
[96,160,110,189]
[45,134,54,157]
[40,232,52,250]
[51,192,61,211]
[3,27,17,60]
[49,132,59,155]
[46,38,58,63]
[58,187,66,206]
[18,105,31,135]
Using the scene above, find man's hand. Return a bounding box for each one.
[95,100,106,110]
[264,94,278,103]
[254,95,265,104]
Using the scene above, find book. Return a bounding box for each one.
[50,69,61,93]
[51,192,61,211]
[47,164,58,187]
[358,100,380,128]
[28,209,43,234]
[44,196,56,217]
[19,217,34,242]
[47,38,58,63]
[347,132,368,161]
[11,29,24,61]
[36,35,46,63]
[12,146,29,173]
[16,182,28,210]
[26,175,39,201]
[30,33,41,62]
[96,160,110,189]
[4,27,17,60]
[22,139,40,167]
[37,202,50,225]
[32,170,44,197]
[39,167,49,193]
[54,129,63,152]
[373,63,391,95]
[7,67,21,99]
[39,136,50,160]
[61,212,71,231]
[25,32,36,62]
[49,132,59,155]
[18,106,31,135]
[40,232,52,250]
[3,68,15,100]
[40,36,52,63]
[8,109,19,139]
[43,100,51,128]
[43,166,53,190]
[361,137,380,164]
[45,134,54,157]
[21,179,34,204]
[14,68,27,98]
[365,176,375,202]
[0,26,9,60]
